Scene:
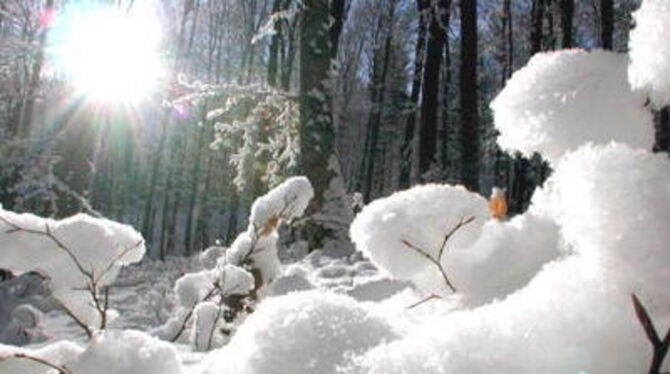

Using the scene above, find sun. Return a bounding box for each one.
[51,5,165,105]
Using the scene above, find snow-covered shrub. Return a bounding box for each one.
[69,330,182,374]
[628,0,670,107]
[161,177,314,349]
[491,49,653,164]
[0,210,146,335]
[348,143,670,374]
[350,184,561,305]
[0,340,82,374]
[201,291,398,374]
[350,184,489,297]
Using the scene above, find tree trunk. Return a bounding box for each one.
[530,0,545,55]
[362,0,397,201]
[439,1,452,171]
[560,0,574,48]
[399,0,429,189]
[418,0,447,177]
[18,0,54,137]
[654,108,670,153]
[299,0,353,253]
[600,0,614,50]
[460,0,479,191]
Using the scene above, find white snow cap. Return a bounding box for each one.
[491,49,653,164]
[248,176,314,231]
[350,184,489,297]
[0,211,145,327]
[69,330,183,374]
[628,0,670,107]
[202,291,397,374]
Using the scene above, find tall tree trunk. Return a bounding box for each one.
[439,1,452,171]
[501,0,514,81]
[399,0,429,189]
[19,0,54,137]
[362,0,397,201]
[267,0,285,87]
[600,0,614,50]
[460,0,479,191]
[654,108,670,153]
[299,0,353,253]
[530,0,545,55]
[418,0,447,177]
[560,0,574,48]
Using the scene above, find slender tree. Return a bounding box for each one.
[600,0,614,50]
[460,0,479,191]
[399,0,429,189]
[418,0,448,177]
[559,0,574,48]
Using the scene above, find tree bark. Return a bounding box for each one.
[299,0,353,252]
[559,0,574,48]
[600,0,614,50]
[399,0,429,189]
[460,0,479,191]
[418,0,447,177]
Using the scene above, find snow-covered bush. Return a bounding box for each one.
[201,291,397,374]
[68,330,182,374]
[160,176,314,349]
[491,49,653,164]
[0,210,146,336]
[349,143,670,374]
[350,184,489,297]
[628,0,670,107]
[0,340,82,374]
[350,184,561,305]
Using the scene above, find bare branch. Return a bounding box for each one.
[632,293,670,374]
[437,216,476,262]
[170,286,219,342]
[8,353,72,374]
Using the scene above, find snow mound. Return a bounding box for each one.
[348,143,670,374]
[0,211,145,328]
[350,184,489,297]
[451,211,561,306]
[491,49,653,164]
[202,291,398,374]
[628,0,670,107]
[0,340,82,374]
[69,330,182,374]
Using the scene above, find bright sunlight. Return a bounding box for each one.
[51,5,165,105]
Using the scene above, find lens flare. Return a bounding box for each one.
[51,5,165,105]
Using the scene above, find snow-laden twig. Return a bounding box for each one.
[632,293,670,374]
[402,216,476,299]
[3,352,72,374]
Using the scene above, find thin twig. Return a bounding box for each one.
[170,286,219,342]
[632,293,670,374]
[401,216,478,295]
[9,353,72,374]
[52,298,93,339]
[437,216,476,262]
[406,294,440,309]
[402,239,457,293]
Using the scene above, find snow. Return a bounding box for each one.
[0,340,83,374]
[491,49,653,164]
[200,291,398,374]
[0,211,146,328]
[69,330,182,374]
[628,0,670,107]
[192,302,221,352]
[350,184,489,297]
[348,142,670,374]
[219,265,255,296]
